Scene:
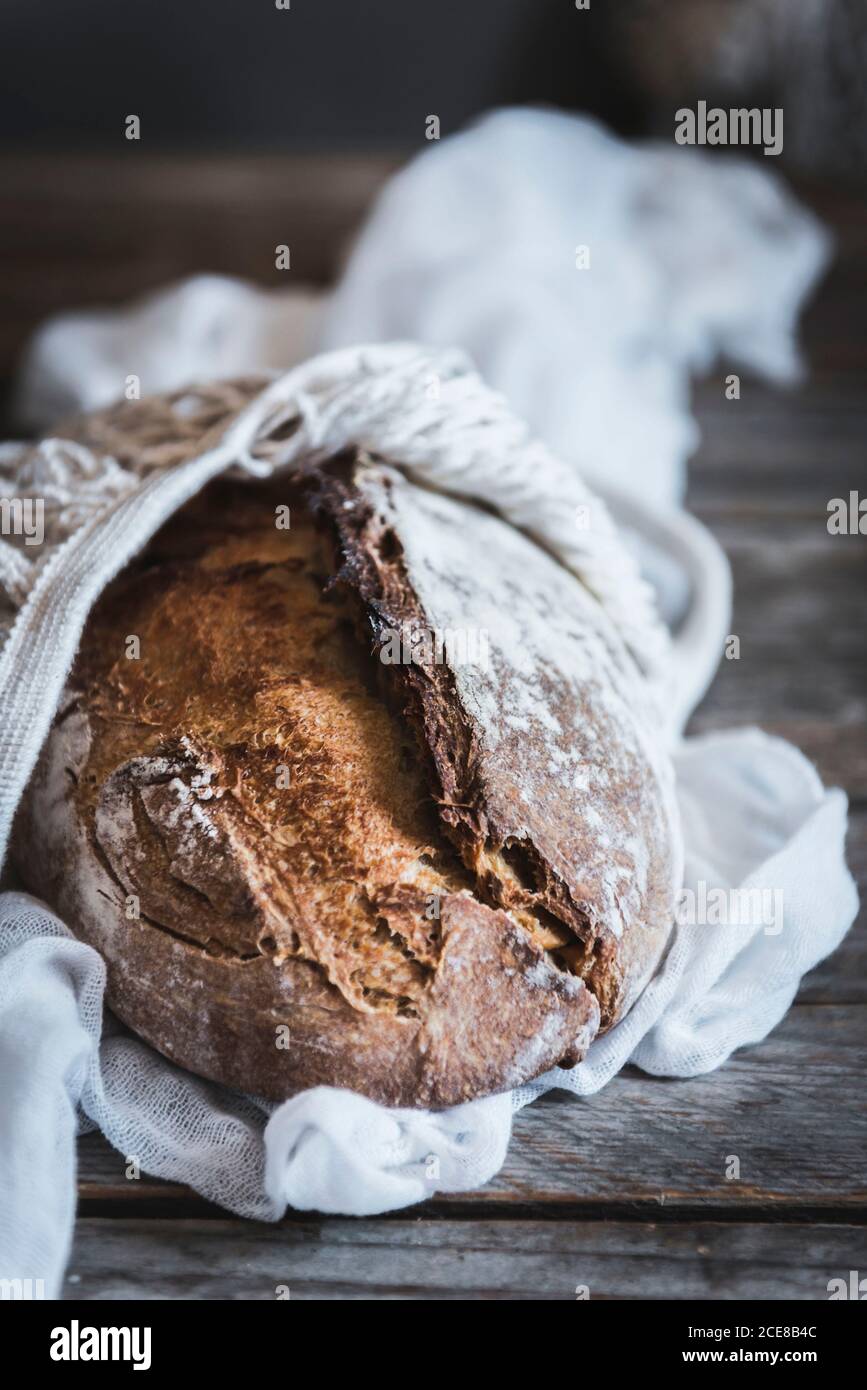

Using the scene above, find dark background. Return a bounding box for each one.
[1,0,637,151]
[0,0,863,398]
[5,0,863,164]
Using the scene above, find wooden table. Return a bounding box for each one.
[2,156,863,1300]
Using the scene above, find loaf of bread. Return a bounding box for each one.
[14,424,680,1106]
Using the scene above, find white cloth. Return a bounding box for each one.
[14,112,831,513]
[13,275,323,432]
[0,111,856,1299]
[319,109,831,506]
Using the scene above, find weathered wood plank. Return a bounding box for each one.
[687,392,867,514]
[61,1217,867,1300]
[471,1005,867,1212]
[0,152,402,374]
[76,1000,867,1213]
[682,518,866,731]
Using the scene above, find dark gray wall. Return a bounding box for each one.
[1,0,634,150]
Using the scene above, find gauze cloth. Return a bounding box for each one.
[0,115,856,1299]
[14,111,831,514]
[321,109,832,507]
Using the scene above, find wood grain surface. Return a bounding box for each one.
[2,154,863,1300]
[63,1219,866,1301]
[0,152,402,381]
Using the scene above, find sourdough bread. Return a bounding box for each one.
[14,432,679,1106]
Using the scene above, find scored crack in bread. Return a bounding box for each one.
[14,446,681,1107]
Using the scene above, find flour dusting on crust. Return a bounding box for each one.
[352,462,680,1002]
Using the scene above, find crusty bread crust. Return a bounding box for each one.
[14,431,679,1107]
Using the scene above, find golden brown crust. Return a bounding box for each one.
[14,434,679,1107]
